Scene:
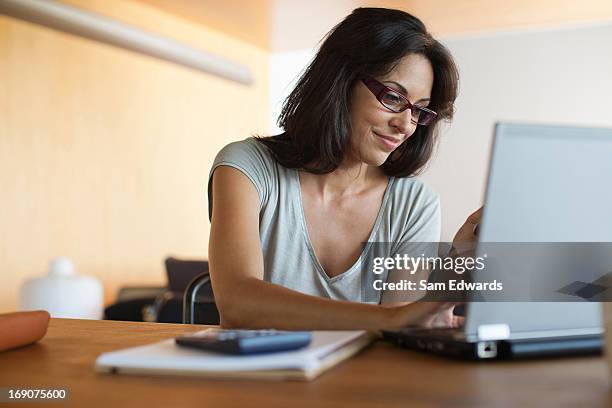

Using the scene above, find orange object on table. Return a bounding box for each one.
[0,310,50,352]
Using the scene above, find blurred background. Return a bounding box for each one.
[1,0,612,315]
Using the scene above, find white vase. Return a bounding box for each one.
[19,257,104,319]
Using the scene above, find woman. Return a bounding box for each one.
[207,8,481,330]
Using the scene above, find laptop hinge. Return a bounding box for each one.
[477,324,510,340]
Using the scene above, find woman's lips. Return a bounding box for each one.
[374,132,402,151]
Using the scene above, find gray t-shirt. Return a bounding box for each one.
[208,138,441,304]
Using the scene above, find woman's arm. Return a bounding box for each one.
[209,166,451,330]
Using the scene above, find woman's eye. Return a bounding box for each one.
[382,92,402,105]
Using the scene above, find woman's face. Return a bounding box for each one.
[348,53,434,167]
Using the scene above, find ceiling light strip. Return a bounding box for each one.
[0,0,253,85]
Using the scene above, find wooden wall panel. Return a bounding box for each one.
[0,0,269,313]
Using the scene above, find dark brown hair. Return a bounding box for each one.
[257,7,459,177]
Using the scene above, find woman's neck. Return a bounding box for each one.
[300,158,387,200]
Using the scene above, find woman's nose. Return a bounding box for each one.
[389,108,416,135]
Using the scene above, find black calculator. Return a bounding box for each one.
[175,329,312,355]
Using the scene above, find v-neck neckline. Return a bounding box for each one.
[294,169,394,283]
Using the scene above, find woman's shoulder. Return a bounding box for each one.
[208,138,281,219]
[389,176,439,205]
[386,176,441,242]
[214,137,275,165]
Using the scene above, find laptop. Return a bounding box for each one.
[383,122,612,359]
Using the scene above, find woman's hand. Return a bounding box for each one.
[418,304,464,329]
[391,301,464,329]
[402,206,484,329]
[391,207,485,330]
[451,207,484,257]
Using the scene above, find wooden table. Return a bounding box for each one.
[0,319,610,407]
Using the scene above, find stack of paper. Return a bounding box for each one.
[95,329,374,381]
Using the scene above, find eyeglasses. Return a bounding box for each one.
[361,77,437,126]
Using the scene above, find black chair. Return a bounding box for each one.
[104,257,212,324]
[183,272,220,325]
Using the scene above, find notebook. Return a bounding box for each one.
[95,329,375,381]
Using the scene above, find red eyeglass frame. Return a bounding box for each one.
[361,77,437,126]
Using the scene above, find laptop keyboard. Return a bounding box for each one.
[397,327,465,340]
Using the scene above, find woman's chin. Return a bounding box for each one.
[363,152,391,167]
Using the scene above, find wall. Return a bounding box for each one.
[269,49,315,134]
[0,0,269,313]
[421,22,612,239]
[268,20,612,240]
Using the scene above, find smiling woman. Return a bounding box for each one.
[259,8,458,176]
[207,8,475,331]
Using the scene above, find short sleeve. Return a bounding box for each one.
[391,188,441,277]
[380,182,442,304]
[397,192,441,244]
[207,138,276,221]
[390,180,442,251]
